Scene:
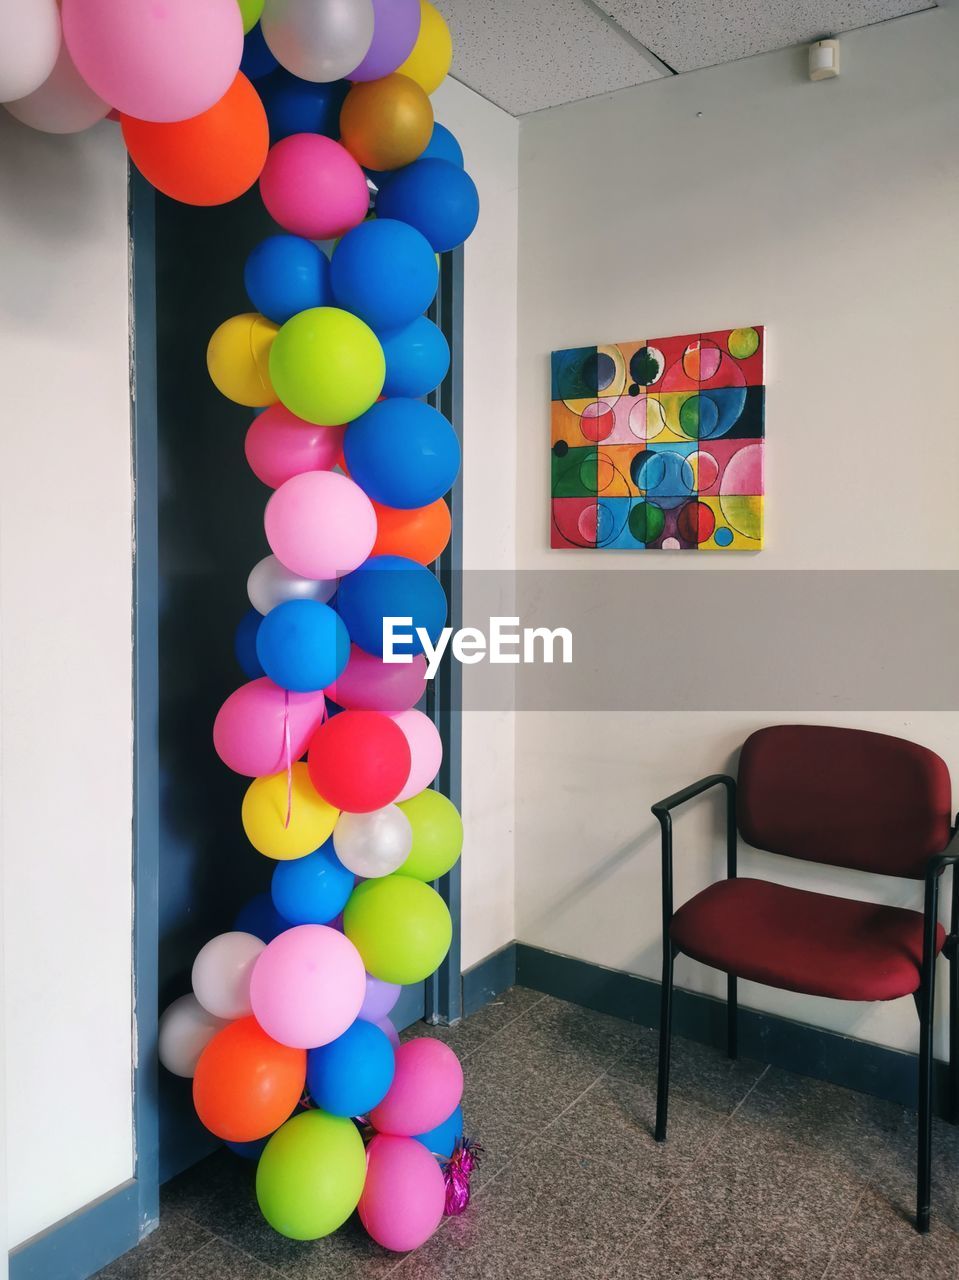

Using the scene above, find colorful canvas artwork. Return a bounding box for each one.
[550,327,765,551]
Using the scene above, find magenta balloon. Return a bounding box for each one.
[349,0,421,82]
[264,471,376,580]
[391,709,442,801]
[246,406,345,489]
[369,1038,463,1136]
[359,974,401,1022]
[326,645,428,713]
[249,925,365,1048]
[213,678,327,777]
[359,1135,445,1252]
[61,0,243,124]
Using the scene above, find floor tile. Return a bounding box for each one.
[825,1184,959,1280]
[400,987,546,1061]
[93,1212,213,1279]
[164,1238,286,1279]
[608,1026,767,1117]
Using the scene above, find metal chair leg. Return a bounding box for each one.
[655,942,676,1142]
[916,968,938,1231]
[727,974,738,1060]
[950,868,959,1124]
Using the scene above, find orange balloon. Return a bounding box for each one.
[340,73,433,172]
[372,499,451,564]
[193,1016,306,1142]
[121,73,269,206]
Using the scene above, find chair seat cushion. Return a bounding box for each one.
[670,877,945,1001]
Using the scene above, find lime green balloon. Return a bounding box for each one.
[344,875,452,985]
[269,307,385,426]
[398,790,463,881]
[236,0,264,33]
[256,1110,366,1240]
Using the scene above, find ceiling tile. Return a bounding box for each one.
[435,0,663,115]
[595,0,935,73]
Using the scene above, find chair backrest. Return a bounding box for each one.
[737,725,952,879]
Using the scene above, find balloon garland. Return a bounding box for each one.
[3,0,479,1252]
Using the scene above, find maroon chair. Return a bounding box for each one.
[652,725,958,1232]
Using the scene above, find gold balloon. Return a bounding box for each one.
[340,73,433,173]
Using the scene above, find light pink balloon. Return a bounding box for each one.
[259,134,369,240]
[391,709,442,801]
[246,405,345,489]
[359,1135,445,1252]
[213,678,327,777]
[369,1038,463,1136]
[265,471,376,580]
[4,40,109,134]
[61,0,243,123]
[250,924,365,1049]
[327,645,428,713]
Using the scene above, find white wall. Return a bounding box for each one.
[0,115,135,1246]
[433,79,519,968]
[515,7,959,1053]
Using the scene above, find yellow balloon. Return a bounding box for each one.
[396,0,452,96]
[207,312,279,408]
[242,763,339,860]
[340,74,433,172]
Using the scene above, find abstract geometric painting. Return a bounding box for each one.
[550,327,764,551]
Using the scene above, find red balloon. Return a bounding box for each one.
[308,710,411,813]
[193,1017,306,1142]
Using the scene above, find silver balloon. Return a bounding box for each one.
[247,554,335,615]
[158,994,227,1078]
[333,805,413,878]
[261,0,375,83]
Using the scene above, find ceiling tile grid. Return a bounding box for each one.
[434,0,663,115]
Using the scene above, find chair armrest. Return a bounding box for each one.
[652,774,738,931]
[925,824,959,882]
[652,774,735,819]
[919,824,959,980]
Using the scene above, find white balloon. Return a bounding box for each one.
[261,0,374,83]
[4,38,108,134]
[191,931,265,1020]
[158,993,227,1078]
[334,805,413,878]
[247,553,336,616]
[0,0,60,104]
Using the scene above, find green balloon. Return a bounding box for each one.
[256,1110,366,1240]
[269,307,385,427]
[236,0,264,33]
[344,875,452,985]
[398,790,463,881]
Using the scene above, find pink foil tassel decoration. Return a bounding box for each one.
[442,1138,481,1215]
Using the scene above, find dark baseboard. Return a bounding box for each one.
[463,941,953,1119]
[9,1180,148,1280]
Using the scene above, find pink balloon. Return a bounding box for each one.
[359,974,401,1022]
[250,925,364,1049]
[213,678,327,777]
[61,0,243,124]
[4,40,109,135]
[259,134,369,240]
[327,645,428,713]
[245,405,345,489]
[265,471,376,580]
[369,1038,463,1136]
[391,710,442,801]
[359,1135,445,1252]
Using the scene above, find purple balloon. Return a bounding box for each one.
[360,974,402,1021]
[349,0,421,82]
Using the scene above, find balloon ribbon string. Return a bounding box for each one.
[284,689,293,830]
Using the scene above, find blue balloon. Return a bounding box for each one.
[233,891,289,943]
[240,28,278,80]
[225,1135,270,1160]
[330,219,437,333]
[259,71,349,142]
[306,1020,395,1117]
[344,399,460,509]
[335,555,447,658]
[244,236,332,326]
[380,316,450,399]
[414,1104,463,1159]
[422,123,464,168]
[234,608,265,679]
[376,159,479,253]
[271,840,354,925]
[255,599,350,692]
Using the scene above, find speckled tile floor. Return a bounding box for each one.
[96,987,959,1280]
